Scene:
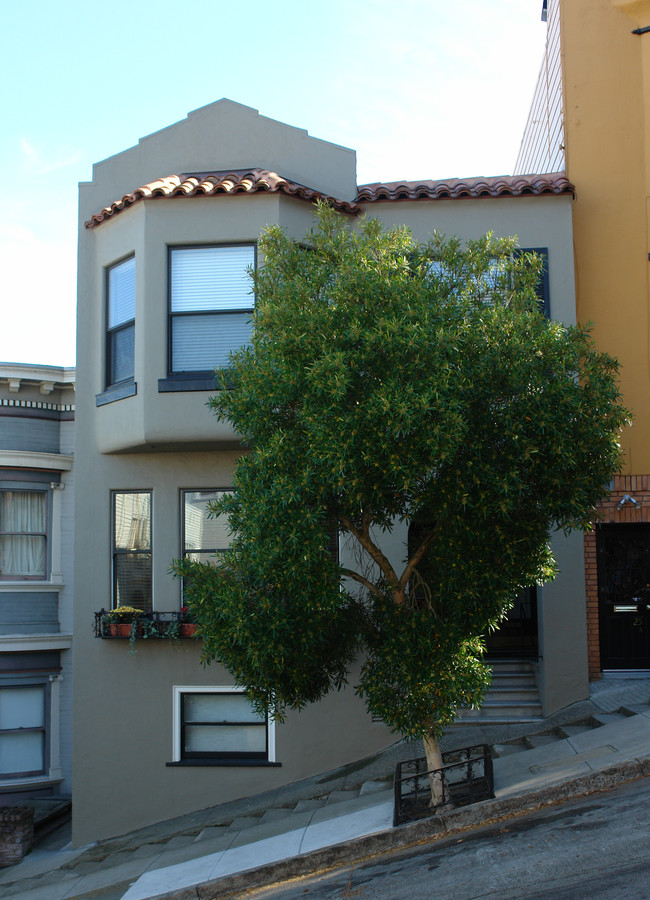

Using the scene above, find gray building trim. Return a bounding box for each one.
[95,381,137,406]
[0,594,60,635]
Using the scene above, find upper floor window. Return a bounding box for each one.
[107,256,135,387]
[0,488,48,580]
[516,247,550,317]
[113,491,152,611]
[169,245,255,374]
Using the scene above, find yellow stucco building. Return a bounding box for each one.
[517,0,650,676]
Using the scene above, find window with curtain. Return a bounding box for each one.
[107,255,135,387]
[0,489,48,579]
[169,245,255,374]
[113,491,152,611]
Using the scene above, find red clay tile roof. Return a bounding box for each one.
[355,173,574,202]
[84,169,360,228]
[85,170,574,229]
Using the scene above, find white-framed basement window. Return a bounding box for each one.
[170,686,277,766]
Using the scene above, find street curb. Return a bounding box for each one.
[148,755,650,900]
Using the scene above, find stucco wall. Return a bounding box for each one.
[71,446,394,843]
[74,101,586,843]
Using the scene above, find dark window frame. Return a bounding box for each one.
[515,247,550,317]
[111,490,152,612]
[180,488,233,604]
[179,689,269,762]
[105,254,136,390]
[167,243,256,378]
[180,488,234,563]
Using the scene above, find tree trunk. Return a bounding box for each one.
[422,726,446,809]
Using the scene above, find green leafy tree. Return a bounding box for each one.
[175,205,628,804]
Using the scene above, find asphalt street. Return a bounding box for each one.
[243,776,650,900]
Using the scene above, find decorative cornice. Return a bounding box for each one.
[0,633,73,652]
[0,363,75,388]
[0,451,73,471]
[0,398,75,413]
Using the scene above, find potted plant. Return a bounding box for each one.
[179,605,199,638]
[102,607,144,639]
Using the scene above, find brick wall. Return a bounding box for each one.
[585,475,650,680]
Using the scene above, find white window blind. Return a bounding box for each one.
[107,256,136,386]
[181,691,267,758]
[169,245,255,373]
[171,313,252,372]
[108,257,136,328]
[170,246,254,312]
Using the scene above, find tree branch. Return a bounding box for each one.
[399,527,438,588]
[340,513,404,603]
[340,568,383,597]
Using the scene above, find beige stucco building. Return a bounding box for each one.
[74,99,587,844]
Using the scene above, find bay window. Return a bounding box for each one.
[106,255,135,387]
[169,245,255,374]
[0,488,48,579]
[0,684,46,778]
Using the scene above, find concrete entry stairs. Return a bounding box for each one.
[456,659,543,725]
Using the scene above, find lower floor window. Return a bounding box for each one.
[0,488,48,578]
[113,491,152,611]
[0,684,46,778]
[173,687,274,763]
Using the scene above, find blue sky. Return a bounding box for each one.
[0,0,548,367]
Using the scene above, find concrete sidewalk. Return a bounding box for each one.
[2,675,650,900]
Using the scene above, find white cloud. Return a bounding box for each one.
[19,136,82,175]
[0,226,76,366]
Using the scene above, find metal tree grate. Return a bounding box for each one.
[394,744,494,826]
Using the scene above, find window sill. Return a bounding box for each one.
[96,381,137,406]
[166,759,281,767]
[0,633,73,651]
[0,775,63,792]
[158,375,218,393]
[0,579,63,589]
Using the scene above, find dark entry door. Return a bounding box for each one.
[597,523,650,669]
[485,587,538,659]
